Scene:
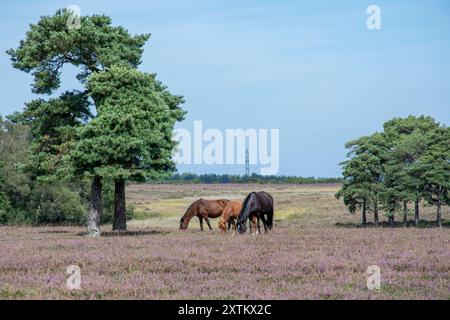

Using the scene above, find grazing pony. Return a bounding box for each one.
[179,199,230,231]
[218,200,242,232]
[236,191,274,234]
[219,200,259,234]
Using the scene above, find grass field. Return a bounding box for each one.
[0,183,449,299]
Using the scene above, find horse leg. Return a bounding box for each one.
[199,216,204,231]
[267,210,274,230]
[204,217,213,230]
[257,216,261,234]
[260,214,269,233]
[229,219,236,236]
[250,216,258,235]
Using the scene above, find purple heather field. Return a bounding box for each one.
[0,184,449,299]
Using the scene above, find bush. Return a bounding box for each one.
[0,192,12,224]
[0,179,135,226]
[0,161,13,224]
[0,207,30,225]
[27,183,87,225]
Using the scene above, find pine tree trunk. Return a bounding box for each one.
[403,201,408,227]
[361,199,367,226]
[113,179,127,231]
[436,200,442,228]
[87,176,102,237]
[373,200,379,227]
[414,198,420,227]
[388,215,394,227]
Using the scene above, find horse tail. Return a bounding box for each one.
[218,204,228,227]
[218,214,227,232]
[267,209,274,230]
[264,192,274,230]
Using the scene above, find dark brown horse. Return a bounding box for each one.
[236,191,274,234]
[180,199,230,231]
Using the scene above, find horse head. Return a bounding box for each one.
[179,217,189,230]
[236,221,247,233]
[236,192,255,234]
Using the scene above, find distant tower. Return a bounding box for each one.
[245,147,250,176]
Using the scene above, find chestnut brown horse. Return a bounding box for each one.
[218,200,259,234]
[179,199,230,231]
[218,200,242,232]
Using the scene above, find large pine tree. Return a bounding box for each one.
[72,65,184,232]
[7,9,184,235]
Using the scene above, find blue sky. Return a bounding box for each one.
[0,0,449,177]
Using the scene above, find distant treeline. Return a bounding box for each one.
[160,173,342,184]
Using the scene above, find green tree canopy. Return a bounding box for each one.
[415,127,450,227]
[382,116,441,226]
[7,9,149,94]
[338,115,448,228]
[337,132,389,226]
[71,64,185,231]
[72,64,185,181]
[0,117,31,209]
[8,91,91,180]
[7,9,155,236]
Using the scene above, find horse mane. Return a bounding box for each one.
[181,201,196,223]
[237,192,255,223]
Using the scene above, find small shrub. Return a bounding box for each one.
[27,183,87,225]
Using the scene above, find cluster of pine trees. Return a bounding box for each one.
[336,116,449,227]
[1,9,185,236]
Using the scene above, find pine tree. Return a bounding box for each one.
[382,116,439,226]
[414,127,450,228]
[337,133,389,226]
[7,9,150,236]
[71,65,185,231]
